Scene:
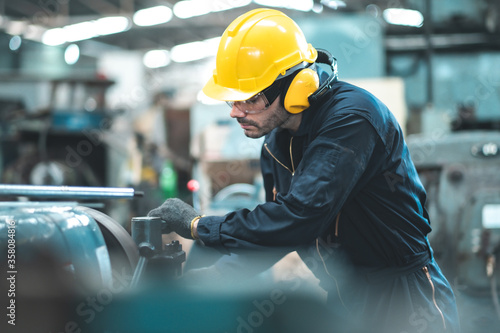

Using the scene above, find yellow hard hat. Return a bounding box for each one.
[203,8,318,101]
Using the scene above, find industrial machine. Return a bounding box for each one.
[0,185,186,332]
[0,185,330,333]
[0,78,119,189]
[407,129,500,332]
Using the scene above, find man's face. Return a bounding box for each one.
[229,95,292,138]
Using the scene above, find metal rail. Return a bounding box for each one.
[0,184,143,199]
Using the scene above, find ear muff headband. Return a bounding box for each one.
[282,49,338,114]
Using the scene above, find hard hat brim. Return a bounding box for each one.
[202,76,259,102]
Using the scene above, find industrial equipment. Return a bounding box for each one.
[0,77,120,191]
[0,201,139,332]
[407,129,500,332]
[0,184,331,333]
[0,185,140,332]
[130,216,186,287]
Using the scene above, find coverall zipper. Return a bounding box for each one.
[334,213,340,237]
[422,266,447,330]
[316,237,348,311]
[264,137,295,176]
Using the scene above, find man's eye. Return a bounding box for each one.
[245,97,259,104]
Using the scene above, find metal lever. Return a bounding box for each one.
[130,216,186,288]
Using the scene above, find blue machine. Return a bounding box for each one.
[1,202,113,291]
[0,185,332,333]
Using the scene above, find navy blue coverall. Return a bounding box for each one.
[196,77,460,333]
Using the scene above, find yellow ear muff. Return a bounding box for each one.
[283,68,320,114]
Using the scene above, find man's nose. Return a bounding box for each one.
[230,105,246,118]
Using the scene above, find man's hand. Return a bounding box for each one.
[147,198,198,239]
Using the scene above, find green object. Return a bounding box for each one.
[159,161,178,199]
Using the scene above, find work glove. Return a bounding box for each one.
[147,198,199,239]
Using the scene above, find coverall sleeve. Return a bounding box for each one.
[197,114,379,249]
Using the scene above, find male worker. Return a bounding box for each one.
[148,8,460,333]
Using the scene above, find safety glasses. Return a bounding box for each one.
[226,92,271,114]
[227,80,282,114]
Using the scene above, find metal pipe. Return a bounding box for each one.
[0,184,143,199]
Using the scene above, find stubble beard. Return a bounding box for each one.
[239,106,292,139]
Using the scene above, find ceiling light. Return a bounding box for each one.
[143,50,171,68]
[170,41,207,62]
[64,44,80,65]
[42,16,130,46]
[170,37,220,63]
[42,28,66,46]
[253,0,314,12]
[173,1,210,19]
[383,8,424,27]
[133,6,173,26]
[173,0,251,19]
[64,21,98,42]
[95,16,130,35]
[211,0,251,13]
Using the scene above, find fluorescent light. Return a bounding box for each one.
[42,16,130,45]
[173,0,251,19]
[42,28,66,46]
[143,50,171,68]
[383,8,424,27]
[64,44,80,65]
[204,36,221,49]
[65,21,98,42]
[170,37,220,63]
[173,1,210,19]
[95,16,130,35]
[253,0,314,12]
[171,41,207,62]
[133,6,173,26]
[211,0,251,13]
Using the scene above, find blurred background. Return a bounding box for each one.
[0,0,500,332]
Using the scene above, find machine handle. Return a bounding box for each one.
[0,184,143,199]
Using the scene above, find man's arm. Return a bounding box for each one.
[196,114,379,249]
[193,143,276,240]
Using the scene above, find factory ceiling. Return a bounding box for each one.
[1,0,499,53]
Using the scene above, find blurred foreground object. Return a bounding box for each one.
[0,201,138,332]
[0,197,333,333]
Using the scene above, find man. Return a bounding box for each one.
[148,8,460,333]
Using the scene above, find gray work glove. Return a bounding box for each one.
[147,198,198,239]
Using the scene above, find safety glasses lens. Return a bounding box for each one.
[227,92,270,114]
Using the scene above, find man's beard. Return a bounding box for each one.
[237,106,291,139]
